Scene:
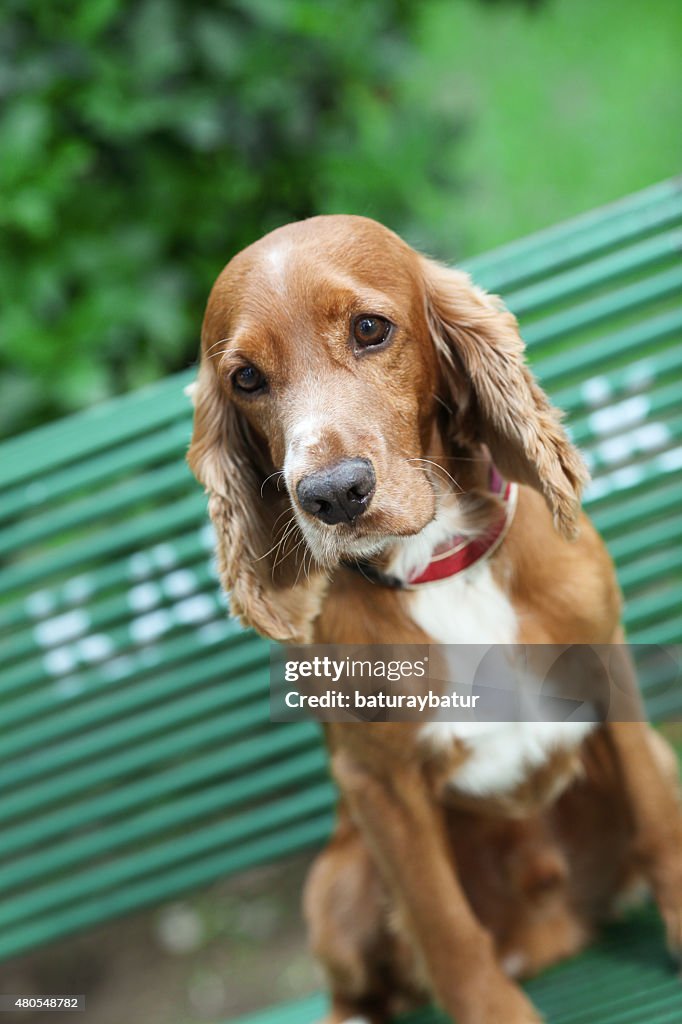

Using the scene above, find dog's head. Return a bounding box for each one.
[189,215,586,641]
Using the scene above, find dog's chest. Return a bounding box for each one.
[408,563,594,801]
[408,560,517,646]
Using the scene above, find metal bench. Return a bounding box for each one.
[1,178,681,1022]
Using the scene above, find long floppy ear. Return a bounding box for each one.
[187,361,325,643]
[422,257,588,538]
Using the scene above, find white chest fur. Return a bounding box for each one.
[409,562,595,798]
[409,559,518,646]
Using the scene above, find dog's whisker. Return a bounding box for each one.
[289,534,307,562]
[407,457,463,493]
[260,470,285,498]
[409,462,470,498]
[271,534,307,581]
[256,516,296,563]
[271,517,301,573]
[270,504,298,531]
[433,392,455,416]
[204,336,231,356]
[271,530,307,578]
[347,555,379,588]
[259,506,301,569]
[294,544,308,587]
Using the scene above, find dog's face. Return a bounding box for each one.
[189,215,586,641]
[206,217,440,564]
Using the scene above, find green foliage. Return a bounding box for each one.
[416,0,682,253]
[2,0,680,439]
[0,0,464,437]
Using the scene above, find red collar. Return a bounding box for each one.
[344,467,517,590]
[406,466,517,586]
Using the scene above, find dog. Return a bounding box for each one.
[188,215,682,1024]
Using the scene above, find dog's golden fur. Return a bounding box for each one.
[188,215,682,1024]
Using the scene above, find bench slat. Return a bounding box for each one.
[0,784,335,927]
[0,724,320,859]
[0,371,195,491]
[0,419,191,527]
[533,309,681,382]
[0,750,330,900]
[1,666,269,797]
[0,492,206,597]
[1,635,263,752]
[467,179,682,290]
[0,812,335,961]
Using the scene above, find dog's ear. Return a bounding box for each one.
[422,257,588,538]
[187,361,324,643]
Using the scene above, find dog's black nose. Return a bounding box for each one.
[296,458,376,525]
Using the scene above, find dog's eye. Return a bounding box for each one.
[353,315,392,349]
[232,365,266,394]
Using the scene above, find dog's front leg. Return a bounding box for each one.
[332,748,542,1024]
[605,720,682,963]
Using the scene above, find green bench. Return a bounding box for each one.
[1,177,681,1022]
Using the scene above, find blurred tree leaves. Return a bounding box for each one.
[0,0,471,437]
